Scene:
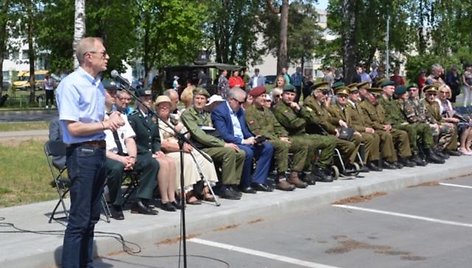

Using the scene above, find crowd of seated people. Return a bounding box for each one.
[49,64,472,221]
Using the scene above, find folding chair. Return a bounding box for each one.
[44,140,112,223]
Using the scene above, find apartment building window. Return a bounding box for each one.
[22,50,29,60]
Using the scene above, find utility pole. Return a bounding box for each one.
[385,12,390,76]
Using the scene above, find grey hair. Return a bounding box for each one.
[227,87,246,99]
[75,37,103,65]
[431,64,443,71]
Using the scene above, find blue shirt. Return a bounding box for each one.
[225,101,244,139]
[56,67,106,144]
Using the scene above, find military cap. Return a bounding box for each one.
[193,87,210,98]
[283,84,296,92]
[335,86,350,96]
[406,83,418,91]
[369,87,383,95]
[136,87,152,97]
[332,81,345,90]
[248,86,267,98]
[380,79,395,88]
[311,81,330,92]
[347,83,359,93]
[423,84,438,94]
[155,95,171,106]
[394,85,407,96]
[357,81,370,89]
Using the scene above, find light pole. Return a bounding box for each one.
[385,12,390,76]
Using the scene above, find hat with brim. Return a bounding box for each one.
[357,81,370,90]
[423,85,438,94]
[332,81,345,90]
[136,88,152,97]
[406,83,418,91]
[193,87,210,98]
[311,81,330,92]
[347,83,359,93]
[249,86,267,98]
[335,86,350,96]
[368,87,383,95]
[206,94,225,106]
[283,84,296,92]
[155,95,171,106]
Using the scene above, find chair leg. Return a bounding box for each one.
[101,193,111,223]
[49,189,69,223]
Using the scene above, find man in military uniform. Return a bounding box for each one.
[303,82,360,173]
[377,81,422,167]
[394,86,444,163]
[422,84,459,156]
[272,84,336,182]
[358,84,407,169]
[345,84,382,171]
[245,86,310,190]
[181,88,244,200]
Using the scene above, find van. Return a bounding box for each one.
[13,70,49,90]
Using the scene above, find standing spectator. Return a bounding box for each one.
[281,67,292,85]
[357,66,372,83]
[249,68,265,89]
[291,67,304,102]
[56,37,125,267]
[228,70,245,89]
[217,70,229,99]
[417,70,427,95]
[198,70,211,88]
[323,67,334,87]
[445,65,461,103]
[241,67,251,90]
[427,64,446,85]
[172,76,180,90]
[390,69,405,86]
[43,73,56,109]
[369,63,378,80]
[334,68,344,83]
[462,64,472,107]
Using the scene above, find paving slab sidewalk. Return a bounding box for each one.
[0,155,470,268]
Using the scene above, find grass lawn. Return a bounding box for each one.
[0,139,56,207]
[0,121,49,132]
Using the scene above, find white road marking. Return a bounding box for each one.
[333,204,472,228]
[439,182,472,189]
[189,238,340,268]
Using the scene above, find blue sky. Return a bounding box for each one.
[315,0,328,10]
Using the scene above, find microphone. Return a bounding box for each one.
[111,70,131,90]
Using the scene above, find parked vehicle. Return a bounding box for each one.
[13,70,49,90]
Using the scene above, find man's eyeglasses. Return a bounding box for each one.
[85,50,108,58]
[439,91,447,94]
[274,94,281,98]
[119,97,131,101]
[232,97,245,104]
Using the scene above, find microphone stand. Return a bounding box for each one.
[116,82,212,268]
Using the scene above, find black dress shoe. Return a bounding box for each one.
[366,162,382,172]
[219,187,241,200]
[382,161,397,169]
[131,200,158,215]
[446,150,462,156]
[239,186,257,194]
[159,201,176,212]
[229,185,242,197]
[171,201,183,210]
[111,205,125,220]
[251,183,273,192]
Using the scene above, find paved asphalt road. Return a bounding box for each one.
[93,175,472,268]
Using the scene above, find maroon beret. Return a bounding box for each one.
[249,86,267,98]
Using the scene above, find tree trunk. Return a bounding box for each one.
[73,0,86,69]
[341,0,357,84]
[277,0,289,74]
[27,0,36,104]
[0,0,10,96]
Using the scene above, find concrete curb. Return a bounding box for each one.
[1,156,471,268]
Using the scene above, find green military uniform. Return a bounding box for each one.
[359,94,410,162]
[180,106,245,187]
[345,100,381,163]
[303,94,358,165]
[245,105,308,173]
[127,109,161,200]
[272,100,336,170]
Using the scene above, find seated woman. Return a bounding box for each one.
[155,95,219,204]
[437,84,472,155]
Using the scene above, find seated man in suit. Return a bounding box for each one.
[211,87,274,193]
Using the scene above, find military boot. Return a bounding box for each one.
[287,172,308,188]
[411,154,427,166]
[398,157,416,167]
[425,148,445,164]
[300,172,317,185]
[275,173,296,191]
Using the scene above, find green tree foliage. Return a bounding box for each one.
[262,1,322,69]
[134,0,207,80]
